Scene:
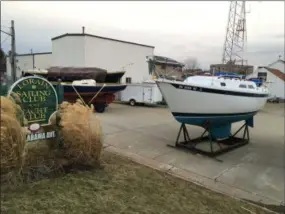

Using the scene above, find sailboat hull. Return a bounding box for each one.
[156,80,268,126]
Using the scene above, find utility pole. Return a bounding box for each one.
[11,20,16,82]
[1,20,17,82]
[31,48,35,69]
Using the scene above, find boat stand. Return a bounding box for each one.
[168,121,250,158]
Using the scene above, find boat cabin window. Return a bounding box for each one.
[220,82,226,86]
[239,84,247,88]
[248,85,255,89]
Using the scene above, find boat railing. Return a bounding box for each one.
[217,75,242,80]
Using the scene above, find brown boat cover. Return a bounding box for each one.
[47,66,107,82]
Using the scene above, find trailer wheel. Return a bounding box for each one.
[129,99,136,106]
[95,104,106,113]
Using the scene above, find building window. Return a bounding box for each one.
[126,77,132,84]
[239,84,247,88]
[257,72,267,81]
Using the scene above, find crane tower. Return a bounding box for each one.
[222,1,247,65]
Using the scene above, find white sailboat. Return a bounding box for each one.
[155,75,269,126]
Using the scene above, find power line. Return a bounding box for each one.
[1,25,10,29]
[1,29,11,36]
[1,35,10,45]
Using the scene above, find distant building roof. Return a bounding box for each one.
[210,63,253,68]
[153,55,184,67]
[5,52,52,58]
[16,52,52,57]
[51,33,155,49]
[259,66,285,82]
[266,59,285,68]
[274,59,285,64]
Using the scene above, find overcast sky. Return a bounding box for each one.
[1,1,284,69]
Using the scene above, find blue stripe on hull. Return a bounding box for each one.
[173,112,257,127]
[53,84,127,93]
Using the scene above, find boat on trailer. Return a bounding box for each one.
[22,67,127,113]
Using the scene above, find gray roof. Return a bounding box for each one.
[52,33,155,49]
[153,55,184,66]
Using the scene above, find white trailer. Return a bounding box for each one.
[120,80,163,106]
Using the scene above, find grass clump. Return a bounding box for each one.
[0,95,103,184]
[0,96,27,181]
[58,99,103,167]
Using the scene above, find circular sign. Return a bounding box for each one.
[7,76,58,126]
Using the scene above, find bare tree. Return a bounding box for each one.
[183,57,199,70]
[0,48,6,73]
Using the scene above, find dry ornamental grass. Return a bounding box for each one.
[0,96,27,179]
[1,95,103,183]
[58,99,103,167]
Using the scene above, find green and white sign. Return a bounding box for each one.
[7,76,58,126]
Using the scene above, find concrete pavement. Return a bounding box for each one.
[96,103,284,206]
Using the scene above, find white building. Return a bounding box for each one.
[6,52,52,80]
[52,33,154,83]
[247,59,285,99]
[7,30,155,84]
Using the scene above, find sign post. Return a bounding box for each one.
[7,76,59,142]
